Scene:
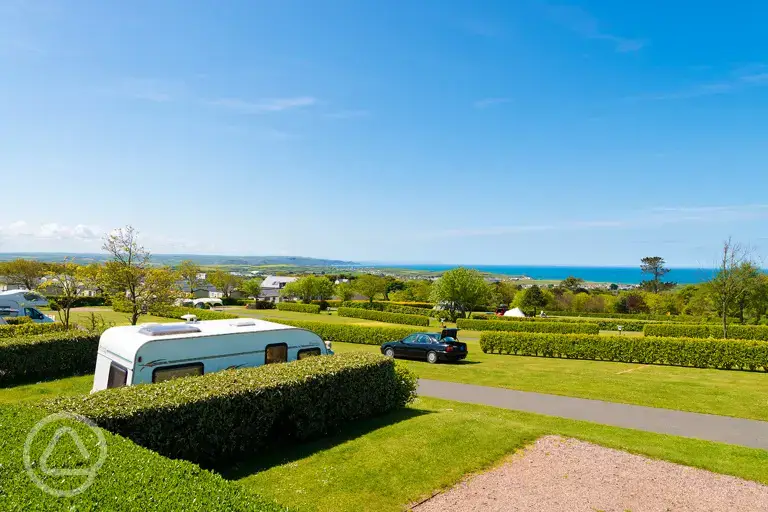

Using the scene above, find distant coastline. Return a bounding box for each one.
[371,265,718,285]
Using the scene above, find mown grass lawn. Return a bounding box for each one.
[232,396,768,512]
[332,341,768,421]
[58,307,175,327]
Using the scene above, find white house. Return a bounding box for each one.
[261,275,298,290]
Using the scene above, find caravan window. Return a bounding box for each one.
[265,343,288,364]
[298,348,321,360]
[107,362,128,389]
[152,363,204,383]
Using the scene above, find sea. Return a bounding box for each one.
[377,265,719,285]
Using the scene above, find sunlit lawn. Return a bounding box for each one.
[333,341,768,421]
[233,396,768,512]
[56,307,176,327]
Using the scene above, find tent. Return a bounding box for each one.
[503,307,526,318]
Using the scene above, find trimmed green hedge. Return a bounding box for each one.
[337,307,430,327]
[245,300,277,310]
[4,316,33,325]
[277,302,321,314]
[49,353,417,466]
[456,318,600,334]
[48,295,108,310]
[548,311,731,323]
[269,319,422,345]
[0,322,68,338]
[469,314,646,332]
[0,405,284,511]
[479,331,768,371]
[382,304,431,317]
[0,331,100,386]
[152,307,239,321]
[643,323,768,341]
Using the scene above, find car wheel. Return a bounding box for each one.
[427,351,438,364]
[384,348,395,358]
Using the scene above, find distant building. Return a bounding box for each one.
[257,288,282,303]
[261,275,298,290]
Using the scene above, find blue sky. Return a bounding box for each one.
[1,0,767,266]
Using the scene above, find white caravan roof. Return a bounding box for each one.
[99,318,304,363]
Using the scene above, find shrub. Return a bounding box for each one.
[221,297,248,306]
[456,318,599,334]
[152,307,239,320]
[312,299,342,309]
[340,300,385,311]
[643,323,768,341]
[269,319,423,345]
[548,310,730,323]
[277,302,321,314]
[245,300,276,310]
[0,322,68,338]
[479,331,768,371]
[469,314,647,331]
[338,307,430,327]
[382,304,431,316]
[0,330,101,386]
[0,405,283,511]
[48,296,108,310]
[4,316,33,325]
[49,353,418,466]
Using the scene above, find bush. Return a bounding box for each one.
[338,307,430,327]
[4,316,33,325]
[152,307,239,320]
[548,310,730,323]
[382,304,431,317]
[479,331,768,371]
[277,302,321,314]
[469,313,647,332]
[49,353,418,466]
[643,323,768,341]
[456,318,599,334]
[340,300,385,311]
[0,322,68,338]
[245,300,276,310]
[0,330,101,386]
[0,405,283,511]
[48,296,108,310]
[221,297,247,306]
[312,299,342,309]
[269,319,423,345]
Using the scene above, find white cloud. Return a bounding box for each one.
[0,221,101,240]
[209,96,317,114]
[548,5,646,53]
[474,97,511,109]
[431,204,768,238]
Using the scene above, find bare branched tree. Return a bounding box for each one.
[707,238,755,338]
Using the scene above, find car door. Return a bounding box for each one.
[407,334,431,360]
[396,334,418,357]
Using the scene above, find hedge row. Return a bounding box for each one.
[4,316,33,325]
[0,322,68,338]
[643,323,768,341]
[244,300,277,310]
[337,307,430,327]
[48,295,108,310]
[0,405,284,511]
[548,310,732,323]
[270,319,422,345]
[0,330,101,386]
[456,318,600,334]
[277,302,321,314]
[470,313,646,332]
[49,353,418,466]
[151,307,239,321]
[479,331,768,371]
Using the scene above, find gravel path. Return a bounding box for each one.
[412,436,768,512]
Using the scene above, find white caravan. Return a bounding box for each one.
[92,317,333,393]
[0,290,53,323]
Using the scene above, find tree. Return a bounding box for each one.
[281,276,334,303]
[559,276,586,293]
[733,263,763,324]
[430,267,491,319]
[707,239,756,338]
[39,261,80,328]
[613,291,649,314]
[207,270,244,299]
[492,281,518,306]
[239,278,263,299]
[640,256,671,293]
[353,274,388,303]
[335,281,356,301]
[99,226,178,325]
[519,285,547,316]
[177,260,201,297]
[0,258,48,290]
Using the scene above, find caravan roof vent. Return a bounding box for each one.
[138,324,202,337]
[230,319,257,327]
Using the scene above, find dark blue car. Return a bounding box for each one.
[380,328,468,364]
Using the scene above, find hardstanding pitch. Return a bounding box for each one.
[412,436,768,512]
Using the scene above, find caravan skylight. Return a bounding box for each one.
[138,324,202,336]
